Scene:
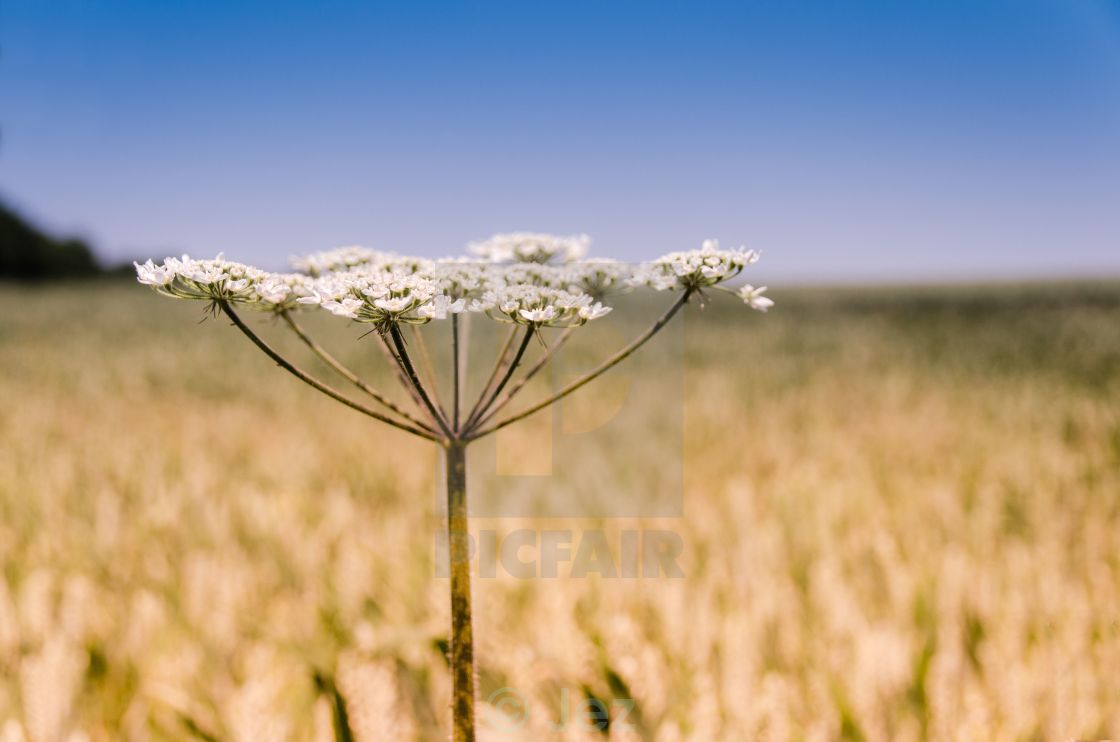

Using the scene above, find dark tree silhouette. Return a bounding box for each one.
[0,200,101,279]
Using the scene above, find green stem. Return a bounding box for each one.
[463,325,517,427]
[445,442,475,741]
[388,324,454,439]
[218,302,439,442]
[411,324,448,419]
[375,331,431,419]
[279,311,436,434]
[469,291,691,440]
[464,325,534,432]
[471,325,575,429]
[452,314,462,431]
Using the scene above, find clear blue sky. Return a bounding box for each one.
[2,0,1118,281]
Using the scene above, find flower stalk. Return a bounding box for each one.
[280,310,435,434]
[452,313,463,430]
[464,325,535,432]
[463,325,518,428]
[467,289,692,439]
[219,301,439,441]
[444,441,475,740]
[471,324,576,428]
[388,324,455,439]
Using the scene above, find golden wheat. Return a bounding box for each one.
[0,280,1117,740]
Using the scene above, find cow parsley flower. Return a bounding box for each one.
[578,302,612,321]
[483,284,604,327]
[738,284,774,312]
[137,233,771,326]
[291,246,385,276]
[561,259,633,299]
[254,274,316,310]
[643,239,761,291]
[135,228,774,742]
[134,259,175,286]
[322,297,364,318]
[432,261,500,302]
[519,306,557,323]
[135,254,264,302]
[467,232,590,264]
[418,294,468,320]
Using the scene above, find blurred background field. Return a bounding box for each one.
[1,278,1119,741]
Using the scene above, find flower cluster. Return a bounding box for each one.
[467,232,590,264]
[430,261,502,301]
[135,254,267,302]
[640,239,761,291]
[137,233,773,325]
[475,284,611,327]
[252,273,317,310]
[290,246,433,276]
[737,284,774,312]
[295,270,441,327]
[560,259,633,299]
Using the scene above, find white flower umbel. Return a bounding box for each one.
[467,232,590,264]
[135,231,771,741]
[484,284,607,328]
[137,254,267,304]
[641,239,761,291]
[289,246,435,277]
[560,258,635,299]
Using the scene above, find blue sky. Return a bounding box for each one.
[2,0,1118,281]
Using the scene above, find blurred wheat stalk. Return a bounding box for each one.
[0,280,1118,740]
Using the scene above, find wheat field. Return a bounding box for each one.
[1,279,1118,741]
